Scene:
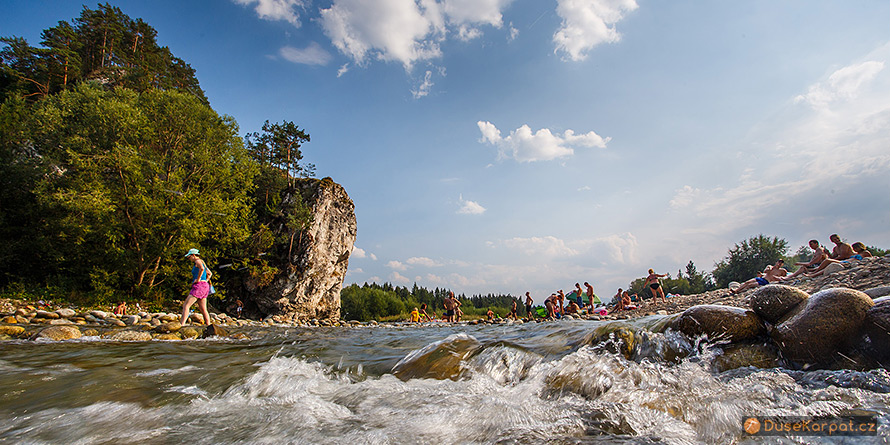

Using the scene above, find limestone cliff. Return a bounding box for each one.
[251,177,356,321]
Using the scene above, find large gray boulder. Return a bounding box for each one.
[250,178,356,321]
[749,285,809,324]
[861,296,890,361]
[669,305,766,342]
[770,288,874,365]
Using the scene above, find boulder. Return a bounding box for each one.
[0,326,26,337]
[179,327,200,339]
[2,316,17,324]
[81,328,99,337]
[55,308,76,318]
[822,262,844,276]
[47,319,74,325]
[154,321,182,333]
[712,343,780,372]
[106,318,126,327]
[33,326,81,341]
[90,310,108,319]
[771,288,874,365]
[864,286,890,300]
[160,314,178,322]
[153,333,182,341]
[123,315,139,325]
[200,324,228,338]
[670,305,766,342]
[109,330,152,341]
[749,285,809,324]
[861,297,890,360]
[36,310,60,319]
[249,178,356,321]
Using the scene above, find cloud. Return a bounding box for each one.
[502,236,578,257]
[319,0,443,70]
[795,61,884,110]
[508,23,519,41]
[457,194,486,214]
[406,256,442,267]
[234,0,305,27]
[553,0,639,61]
[279,42,332,65]
[477,121,610,162]
[668,51,890,236]
[337,63,350,77]
[386,260,408,271]
[351,246,368,258]
[391,271,411,284]
[319,0,514,71]
[411,70,434,98]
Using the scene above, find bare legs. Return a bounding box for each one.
[180,296,211,325]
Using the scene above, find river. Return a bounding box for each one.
[1,316,888,444]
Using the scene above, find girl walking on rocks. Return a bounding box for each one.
[181,248,212,326]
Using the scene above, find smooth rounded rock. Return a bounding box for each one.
[2,316,17,324]
[861,297,890,360]
[0,326,26,337]
[90,310,108,319]
[153,333,182,340]
[713,343,780,372]
[81,328,99,337]
[47,319,74,325]
[154,321,182,333]
[36,310,60,319]
[179,327,200,339]
[864,287,890,300]
[200,324,229,338]
[771,288,874,365]
[55,308,76,318]
[109,330,152,341]
[33,326,82,341]
[670,305,766,342]
[749,285,809,324]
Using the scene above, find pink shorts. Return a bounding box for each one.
[189,281,210,299]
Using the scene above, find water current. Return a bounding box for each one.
[1,316,888,444]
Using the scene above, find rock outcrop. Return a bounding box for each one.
[250,178,357,321]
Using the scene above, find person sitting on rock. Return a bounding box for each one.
[828,234,855,260]
[782,239,829,281]
[487,308,494,321]
[730,260,787,294]
[852,242,873,259]
[419,303,432,321]
[114,302,127,316]
[565,300,580,315]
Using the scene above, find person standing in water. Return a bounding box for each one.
[181,248,212,325]
[645,268,668,304]
[524,292,534,320]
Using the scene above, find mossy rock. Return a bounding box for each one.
[180,326,200,339]
[33,326,82,341]
[712,343,779,372]
[0,325,26,337]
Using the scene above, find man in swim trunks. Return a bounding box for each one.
[584,282,595,309]
[443,292,457,322]
[828,234,855,260]
[524,292,534,320]
[731,260,787,294]
[782,240,828,281]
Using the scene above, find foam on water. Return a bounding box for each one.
[2,322,890,444]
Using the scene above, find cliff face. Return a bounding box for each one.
[252,178,356,321]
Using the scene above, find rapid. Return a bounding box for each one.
[1,316,889,444]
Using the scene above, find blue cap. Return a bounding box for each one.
[184,248,200,257]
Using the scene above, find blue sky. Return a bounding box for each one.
[3,0,889,302]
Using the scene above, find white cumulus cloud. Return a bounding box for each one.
[279,42,332,65]
[411,70,434,98]
[457,194,486,214]
[553,0,638,61]
[502,236,579,258]
[795,60,885,110]
[387,260,408,271]
[234,0,305,27]
[477,121,610,162]
[407,256,442,267]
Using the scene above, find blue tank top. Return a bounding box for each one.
[192,265,207,281]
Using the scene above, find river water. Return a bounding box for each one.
[1,316,888,444]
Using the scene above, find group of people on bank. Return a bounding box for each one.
[729,234,873,294]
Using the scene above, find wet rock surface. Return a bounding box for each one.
[669,305,765,342]
[770,288,874,366]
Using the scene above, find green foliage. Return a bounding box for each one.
[0,83,256,301]
[712,234,789,288]
[245,120,314,180]
[867,246,889,257]
[339,282,521,321]
[0,3,205,102]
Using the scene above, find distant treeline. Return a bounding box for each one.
[341,282,523,322]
